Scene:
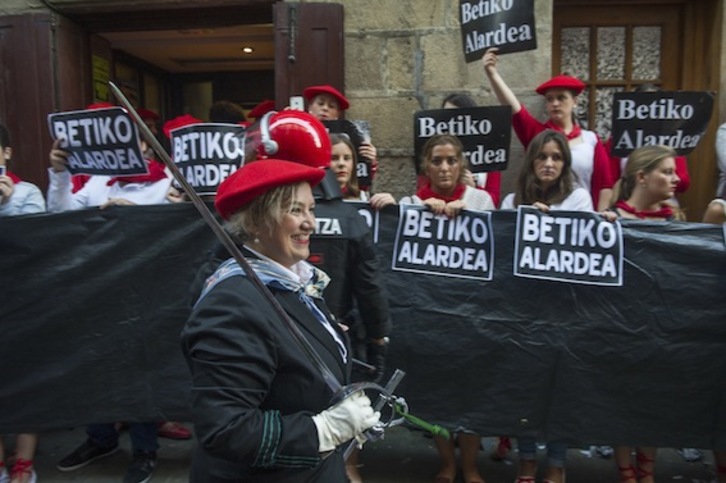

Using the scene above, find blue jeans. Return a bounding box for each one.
[517,437,567,468]
[87,423,158,453]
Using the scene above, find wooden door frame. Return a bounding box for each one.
[553,0,723,220]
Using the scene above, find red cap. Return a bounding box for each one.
[248,100,276,119]
[535,75,586,96]
[215,159,325,220]
[302,85,350,111]
[86,102,116,110]
[137,108,160,121]
[162,114,203,139]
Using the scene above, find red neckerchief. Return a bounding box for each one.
[615,200,673,220]
[107,159,167,186]
[544,120,582,140]
[6,170,22,183]
[416,181,466,202]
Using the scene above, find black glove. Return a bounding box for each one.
[366,339,388,384]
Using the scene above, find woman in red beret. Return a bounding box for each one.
[482,48,614,211]
[182,159,380,482]
[303,85,379,185]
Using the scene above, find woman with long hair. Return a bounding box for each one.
[482,48,614,211]
[501,129,592,212]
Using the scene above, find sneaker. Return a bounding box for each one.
[677,447,703,462]
[591,445,614,458]
[0,467,8,483]
[123,451,156,483]
[157,421,192,440]
[57,439,119,471]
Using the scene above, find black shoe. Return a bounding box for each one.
[57,439,119,471]
[124,451,156,483]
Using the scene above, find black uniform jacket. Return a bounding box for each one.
[309,199,391,340]
[181,263,352,482]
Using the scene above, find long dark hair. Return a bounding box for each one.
[329,133,360,199]
[513,130,576,207]
[441,93,477,109]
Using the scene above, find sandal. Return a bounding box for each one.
[618,465,637,483]
[635,451,655,483]
[9,459,36,483]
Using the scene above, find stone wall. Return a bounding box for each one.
[0,0,44,15]
[307,0,554,201]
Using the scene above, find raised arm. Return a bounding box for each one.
[482,48,522,114]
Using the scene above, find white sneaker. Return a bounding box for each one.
[677,447,703,462]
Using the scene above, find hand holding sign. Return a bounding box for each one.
[49,138,70,173]
[47,107,148,177]
[459,0,537,63]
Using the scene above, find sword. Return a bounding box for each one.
[109,81,405,456]
[109,83,405,451]
[109,81,344,394]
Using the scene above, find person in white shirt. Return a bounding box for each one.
[501,129,593,213]
[47,138,171,212]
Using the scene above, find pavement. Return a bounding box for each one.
[17,426,723,482]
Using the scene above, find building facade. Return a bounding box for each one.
[0,0,722,219]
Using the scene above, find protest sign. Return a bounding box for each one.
[610,91,714,156]
[323,119,373,189]
[513,206,623,286]
[392,205,494,280]
[170,123,245,195]
[47,107,148,176]
[414,106,511,173]
[459,0,537,63]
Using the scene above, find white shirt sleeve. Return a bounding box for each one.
[46,168,76,213]
[500,193,515,210]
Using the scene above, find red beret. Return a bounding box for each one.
[215,159,325,220]
[86,102,116,110]
[163,114,203,139]
[248,99,276,119]
[302,85,350,111]
[535,75,586,96]
[137,108,160,121]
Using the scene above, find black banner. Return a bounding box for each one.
[1,205,725,449]
[514,207,623,286]
[413,106,512,173]
[323,120,373,189]
[610,91,715,156]
[47,107,148,176]
[459,0,537,63]
[170,123,245,195]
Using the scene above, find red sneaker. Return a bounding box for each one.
[157,421,192,440]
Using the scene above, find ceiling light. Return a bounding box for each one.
[242,47,254,54]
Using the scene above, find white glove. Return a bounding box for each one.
[311,391,381,452]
